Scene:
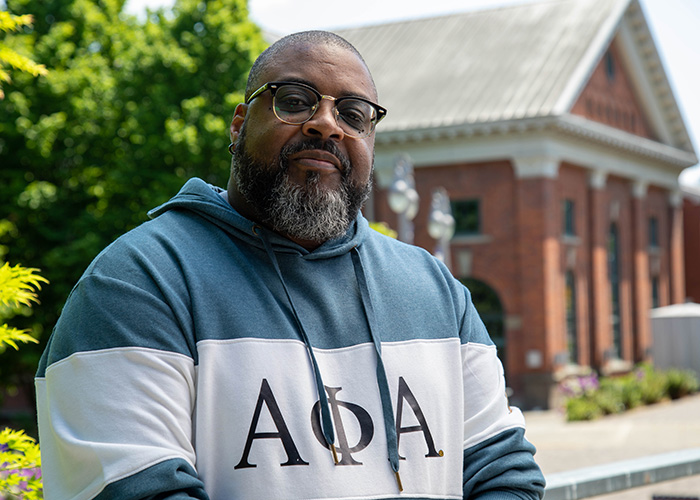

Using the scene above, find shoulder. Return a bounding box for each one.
[84,209,206,279]
[360,228,455,284]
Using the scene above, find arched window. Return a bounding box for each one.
[460,278,506,372]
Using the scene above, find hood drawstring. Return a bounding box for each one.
[351,248,402,491]
[258,228,402,492]
[258,229,339,464]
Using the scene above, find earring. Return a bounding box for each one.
[228,143,235,155]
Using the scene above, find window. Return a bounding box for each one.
[608,223,622,358]
[461,278,506,375]
[451,199,480,236]
[562,199,575,236]
[605,51,616,82]
[565,271,578,364]
[649,217,659,248]
[651,276,660,309]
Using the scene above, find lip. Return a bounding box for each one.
[289,150,342,173]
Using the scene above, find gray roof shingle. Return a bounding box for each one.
[337,0,629,132]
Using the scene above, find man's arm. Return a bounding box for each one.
[459,288,546,500]
[36,272,208,500]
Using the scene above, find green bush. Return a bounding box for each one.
[565,396,602,421]
[562,364,699,421]
[639,369,667,405]
[593,380,625,415]
[665,369,700,399]
[619,378,643,410]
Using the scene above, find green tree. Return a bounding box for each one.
[0,0,266,417]
[0,10,48,98]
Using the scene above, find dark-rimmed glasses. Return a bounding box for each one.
[246,81,387,139]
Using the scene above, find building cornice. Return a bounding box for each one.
[375,114,697,170]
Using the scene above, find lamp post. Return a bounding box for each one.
[427,187,455,269]
[387,154,419,244]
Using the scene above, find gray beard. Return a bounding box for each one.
[231,129,371,243]
[267,172,353,242]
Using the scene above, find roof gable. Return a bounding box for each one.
[571,40,656,140]
[613,0,695,152]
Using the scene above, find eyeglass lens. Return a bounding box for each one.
[273,84,377,137]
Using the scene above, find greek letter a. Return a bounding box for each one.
[234,378,309,469]
[395,376,442,459]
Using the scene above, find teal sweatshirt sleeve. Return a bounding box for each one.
[94,459,209,500]
[458,288,546,500]
[35,261,207,499]
[462,428,545,499]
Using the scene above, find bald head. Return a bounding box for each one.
[245,30,376,101]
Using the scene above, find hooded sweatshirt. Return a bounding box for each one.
[36,178,545,500]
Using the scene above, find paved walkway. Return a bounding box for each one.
[524,393,700,499]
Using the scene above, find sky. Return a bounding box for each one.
[124,0,700,187]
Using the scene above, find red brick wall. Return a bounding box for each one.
[684,197,700,302]
[371,160,681,407]
[374,161,526,377]
[571,41,655,139]
[631,192,651,362]
[514,175,561,376]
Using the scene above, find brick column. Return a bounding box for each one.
[589,170,611,368]
[669,189,686,304]
[631,180,651,362]
[512,157,561,408]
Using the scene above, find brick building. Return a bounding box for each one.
[684,186,700,303]
[339,0,698,408]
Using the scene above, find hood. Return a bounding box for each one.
[148,177,370,260]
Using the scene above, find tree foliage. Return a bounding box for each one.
[0,263,47,352]
[0,427,42,499]
[0,10,48,98]
[0,0,267,410]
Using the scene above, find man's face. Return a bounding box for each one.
[228,43,378,247]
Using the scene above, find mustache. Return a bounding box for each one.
[279,139,352,176]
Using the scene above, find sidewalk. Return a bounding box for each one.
[524,393,700,499]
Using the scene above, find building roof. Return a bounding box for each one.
[337,0,697,163]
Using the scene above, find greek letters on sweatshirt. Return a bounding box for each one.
[36,178,545,500]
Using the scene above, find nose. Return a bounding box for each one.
[301,99,345,141]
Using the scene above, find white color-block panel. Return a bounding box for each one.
[194,337,465,499]
[36,347,197,500]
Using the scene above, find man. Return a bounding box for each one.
[36,31,545,499]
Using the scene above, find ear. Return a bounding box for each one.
[230,103,248,143]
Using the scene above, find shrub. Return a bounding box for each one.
[594,379,625,415]
[565,396,603,421]
[562,364,700,422]
[639,369,667,405]
[619,377,643,410]
[0,263,46,499]
[594,390,625,415]
[665,369,700,399]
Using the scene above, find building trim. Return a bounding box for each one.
[375,115,694,190]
